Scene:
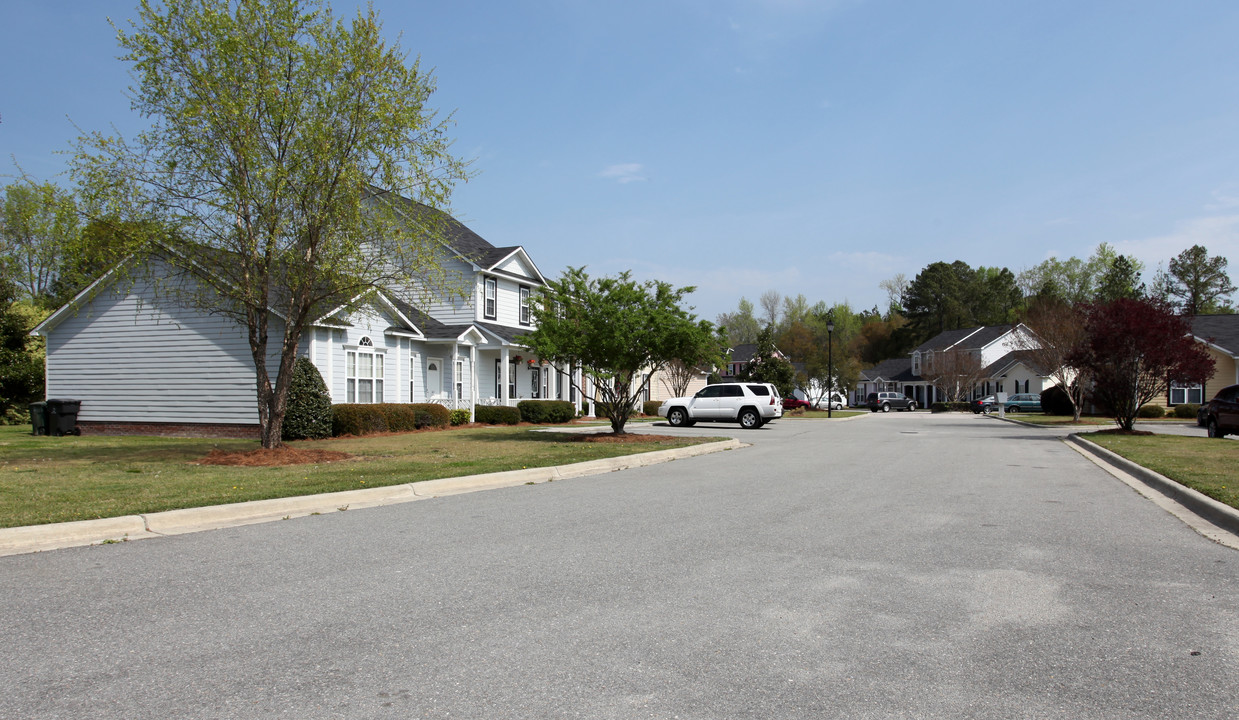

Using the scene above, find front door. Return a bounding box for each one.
[427,357,442,398]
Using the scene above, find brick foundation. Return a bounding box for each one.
[78,420,261,439]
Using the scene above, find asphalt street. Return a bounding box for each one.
[2,412,1237,719]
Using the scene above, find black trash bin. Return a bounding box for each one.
[29,401,48,436]
[45,399,82,437]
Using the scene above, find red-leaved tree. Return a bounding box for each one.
[1067,298,1214,431]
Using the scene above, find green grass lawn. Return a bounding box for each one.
[0,425,721,528]
[1085,433,1239,510]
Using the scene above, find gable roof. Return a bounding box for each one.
[1190,314,1239,356]
[982,350,1052,379]
[914,325,1014,353]
[859,357,916,383]
[378,192,546,285]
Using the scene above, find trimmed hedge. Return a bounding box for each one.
[282,358,333,440]
[449,409,471,426]
[1174,403,1200,419]
[1137,404,1166,419]
[642,400,663,416]
[331,403,451,436]
[474,404,522,425]
[517,400,575,424]
[931,402,972,412]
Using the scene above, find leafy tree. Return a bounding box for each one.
[1,181,80,305]
[522,268,715,434]
[1094,254,1145,303]
[658,326,729,398]
[902,261,975,340]
[72,0,469,448]
[48,217,151,306]
[737,325,795,398]
[970,266,1022,325]
[879,273,908,317]
[1067,298,1214,431]
[0,278,44,419]
[716,297,761,346]
[1164,245,1236,315]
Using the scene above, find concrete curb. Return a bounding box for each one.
[0,438,743,557]
[1067,434,1239,537]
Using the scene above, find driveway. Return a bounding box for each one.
[2,412,1236,719]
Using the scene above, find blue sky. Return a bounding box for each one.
[4,0,1239,320]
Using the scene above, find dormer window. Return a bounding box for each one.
[483,277,497,320]
[519,285,531,326]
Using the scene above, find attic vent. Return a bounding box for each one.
[359,336,373,347]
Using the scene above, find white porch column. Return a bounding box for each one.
[469,344,477,422]
[452,341,459,410]
[501,347,510,406]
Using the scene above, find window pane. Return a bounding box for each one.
[375,379,383,403]
[358,379,372,403]
[347,379,356,403]
[347,351,356,376]
[359,353,372,377]
[375,355,383,379]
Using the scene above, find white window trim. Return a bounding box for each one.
[483,277,497,320]
[519,285,531,326]
[345,342,386,404]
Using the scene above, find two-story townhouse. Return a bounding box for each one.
[32,196,577,437]
[858,324,1056,406]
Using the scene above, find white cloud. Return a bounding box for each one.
[1113,214,1239,271]
[598,163,646,184]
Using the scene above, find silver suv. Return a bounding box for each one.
[659,383,783,429]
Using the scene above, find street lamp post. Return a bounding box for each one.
[827,316,835,419]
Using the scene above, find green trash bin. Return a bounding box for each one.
[45,399,82,436]
[29,401,47,436]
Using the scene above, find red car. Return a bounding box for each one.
[782,398,811,410]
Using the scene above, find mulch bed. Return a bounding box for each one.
[197,448,353,466]
[1092,428,1155,436]
[567,433,681,444]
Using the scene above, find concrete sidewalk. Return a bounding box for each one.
[0,437,743,557]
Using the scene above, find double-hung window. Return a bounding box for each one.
[519,285,531,326]
[483,277,497,320]
[346,337,384,403]
[1169,382,1203,405]
[455,359,465,400]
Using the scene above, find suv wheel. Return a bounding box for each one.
[881,403,891,413]
[1208,417,1227,439]
[667,407,688,427]
[739,408,761,429]
[907,402,916,412]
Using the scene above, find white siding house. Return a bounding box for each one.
[33,199,579,437]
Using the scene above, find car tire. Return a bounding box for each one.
[881,403,890,413]
[907,402,916,412]
[1208,417,1227,438]
[739,408,761,429]
[982,406,992,415]
[667,408,687,427]
[1008,406,1019,413]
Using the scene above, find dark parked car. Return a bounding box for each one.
[867,391,916,412]
[974,393,1041,414]
[1203,384,1239,438]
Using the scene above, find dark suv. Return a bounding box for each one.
[866,391,917,412]
[1203,384,1239,438]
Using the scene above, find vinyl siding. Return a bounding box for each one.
[43,270,271,425]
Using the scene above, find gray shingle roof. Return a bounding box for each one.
[859,357,916,383]
[1191,314,1239,355]
[914,325,1013,352]
[982,350,1051,378]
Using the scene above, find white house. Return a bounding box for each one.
[857,324,1056,405]
[33,199,581,437]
